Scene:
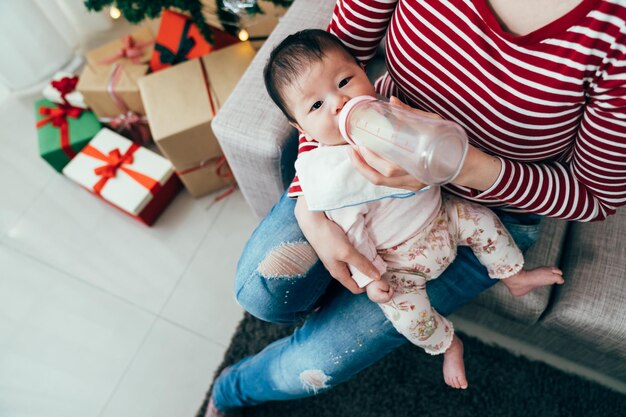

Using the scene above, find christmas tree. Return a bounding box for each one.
[84,0,293,43]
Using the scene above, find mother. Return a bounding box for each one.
[209,0,626,414]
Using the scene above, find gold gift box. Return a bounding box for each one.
[138,41,256,197]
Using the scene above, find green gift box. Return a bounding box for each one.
[35,99,101,172]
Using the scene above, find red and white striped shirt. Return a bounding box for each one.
[287,0,626,222]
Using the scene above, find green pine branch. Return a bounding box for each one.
[83,0,294,41]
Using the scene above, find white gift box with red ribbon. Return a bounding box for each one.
[62,128,180,225]
[43,72,88,109]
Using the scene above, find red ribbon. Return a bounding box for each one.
[36,104,83,159]
[179,60,237,203]
[102,64,151,145]
[99,35,153,65]
[213,156,236,201]
[172,61,228,177]
[81,143,161,196]
[199,58,218,118]
[215,155,233,178]
[50,76,79,105]
[176,155,233,177]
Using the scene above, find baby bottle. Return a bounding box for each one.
[338,96,468,185]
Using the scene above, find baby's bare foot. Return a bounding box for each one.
[504,267,564,297]
[443,335,468,389]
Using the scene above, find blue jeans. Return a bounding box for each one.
[212,192,542,411]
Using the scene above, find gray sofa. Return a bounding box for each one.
[212,0,626,391]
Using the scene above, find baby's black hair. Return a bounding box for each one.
[263,29,358,123]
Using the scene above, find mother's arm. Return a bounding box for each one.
[454,51,626,222]
[331,0,626,222]
[353,93,626,222]
[327,0,399,64]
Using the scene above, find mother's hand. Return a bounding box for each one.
[348,96,440,191]
[351,96,503,192]
[349,147,425,191]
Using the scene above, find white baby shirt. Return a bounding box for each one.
[295,145,442,287]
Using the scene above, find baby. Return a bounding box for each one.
[264,29,564,389]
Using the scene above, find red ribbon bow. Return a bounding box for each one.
[99,35,153,65]
[50,76,79,105]
[36,104,84,159]
[81,143,161,196]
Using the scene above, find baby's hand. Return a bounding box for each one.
[366,280,394,303]
[349,146,427,192]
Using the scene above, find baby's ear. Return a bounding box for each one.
[289,121,303,131]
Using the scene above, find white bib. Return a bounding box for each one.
[294,145,416,211]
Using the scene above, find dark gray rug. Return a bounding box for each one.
[198,313,626,417]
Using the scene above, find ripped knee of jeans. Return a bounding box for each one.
[299,369,332,394]
[257,241,318,278]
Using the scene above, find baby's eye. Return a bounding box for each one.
[310,101,323,111]
[338,77,351,88]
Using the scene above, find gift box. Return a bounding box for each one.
[85,26,154,67]
[77,64,148,119]
[139,42,255,197]
[241,1,289,50]
[62,128,181,226]
[174,155,236,197]
[200,0,287,50]
[149,10,238,72]
[35,99,101,172]
[42,72,88,109]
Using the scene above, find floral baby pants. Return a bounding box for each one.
[377,195,524,355]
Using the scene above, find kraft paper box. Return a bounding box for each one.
[176,156,236,197]
[77,64,148,119]
[85,26,154,66]
[139,41,255,197]
[243,1,288,50]
[42,72,88,109]
[200,0,287,49]
[62,128,181,226]
[35,99,101,172]
[200,0,286,36]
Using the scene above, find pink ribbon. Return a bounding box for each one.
[98,35,153,65]
[101,64,151,145]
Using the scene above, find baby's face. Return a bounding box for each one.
[284,48,376,145]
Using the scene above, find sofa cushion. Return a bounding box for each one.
[542,208,626,354]
[470,216,569,324]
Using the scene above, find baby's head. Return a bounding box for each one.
[264,29,376,145]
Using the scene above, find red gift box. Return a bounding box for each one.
[149,9,239,72]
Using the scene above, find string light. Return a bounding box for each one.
[238,29,249,42]
[109,5,122,19]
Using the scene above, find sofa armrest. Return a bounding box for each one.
[212,0,337,218]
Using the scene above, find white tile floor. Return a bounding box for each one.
[0,92,259,417]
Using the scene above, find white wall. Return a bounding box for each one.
[0,0,113,93]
